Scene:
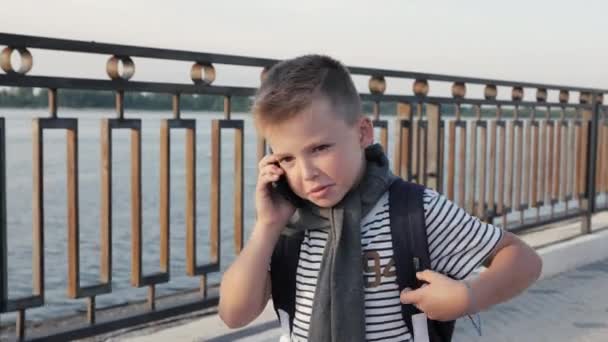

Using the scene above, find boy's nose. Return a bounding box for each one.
[300,160,319,181]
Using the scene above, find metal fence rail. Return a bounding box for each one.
[0,33,606,341]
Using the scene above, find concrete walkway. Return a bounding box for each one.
[118,257,608,342]
[452,257,608,342]
[116,214,608,342]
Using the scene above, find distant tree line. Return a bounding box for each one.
[0,88,569,118]
[0,88,253,112]
[0,88,403,114]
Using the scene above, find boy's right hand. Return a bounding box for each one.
[256,155,297,232]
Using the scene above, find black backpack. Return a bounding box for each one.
[270,178,455,342]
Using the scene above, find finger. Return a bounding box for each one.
[258,154,280,169]
[259,172,281,185]
[399,287,423,305]
[256,173,279,191]
[258,169,283,183]
[261,164,283,175]
[416,270,441,283]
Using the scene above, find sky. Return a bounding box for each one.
[2,0,607,98]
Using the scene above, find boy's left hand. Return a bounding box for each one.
[399,270,471,321]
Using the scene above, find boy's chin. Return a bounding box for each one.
[308,194,344,208]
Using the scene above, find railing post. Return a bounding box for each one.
[392,102,412,179]
[582,92,601,233]
[426,103,441,191]
[0,117,6,313]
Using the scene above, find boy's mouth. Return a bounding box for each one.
[307,184,333,198]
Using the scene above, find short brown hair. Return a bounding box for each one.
[252,54,361,130]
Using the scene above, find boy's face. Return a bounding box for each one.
[264,98,374,208]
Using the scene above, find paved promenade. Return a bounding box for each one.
[103,213,608,342]
[119,257,608,342]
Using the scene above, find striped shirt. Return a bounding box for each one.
[290,188,503,342]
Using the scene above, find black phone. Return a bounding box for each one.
[271,169,306,208]
[268,148,306,208]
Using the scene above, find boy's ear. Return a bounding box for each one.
[358,116,374,147]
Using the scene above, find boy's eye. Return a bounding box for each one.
[313,144,331,153]
[279,156,294,164]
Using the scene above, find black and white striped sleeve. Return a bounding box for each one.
[423,189,503,280]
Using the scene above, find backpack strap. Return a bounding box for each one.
[269,231,304,333]
[388,179,428,335]
[389,179,455,342]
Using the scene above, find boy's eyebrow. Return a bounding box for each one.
[272,140,331,157]
[301,140,331,152]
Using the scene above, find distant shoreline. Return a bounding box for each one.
[0,89,575,118]
[0,88,254,112]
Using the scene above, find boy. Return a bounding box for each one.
[219,55,542,341]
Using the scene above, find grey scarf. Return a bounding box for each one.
[284,143,397,341]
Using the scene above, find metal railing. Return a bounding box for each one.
[0,33,606,341]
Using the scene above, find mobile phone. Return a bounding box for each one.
[268,148,306,208]
[271,168,306,208]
